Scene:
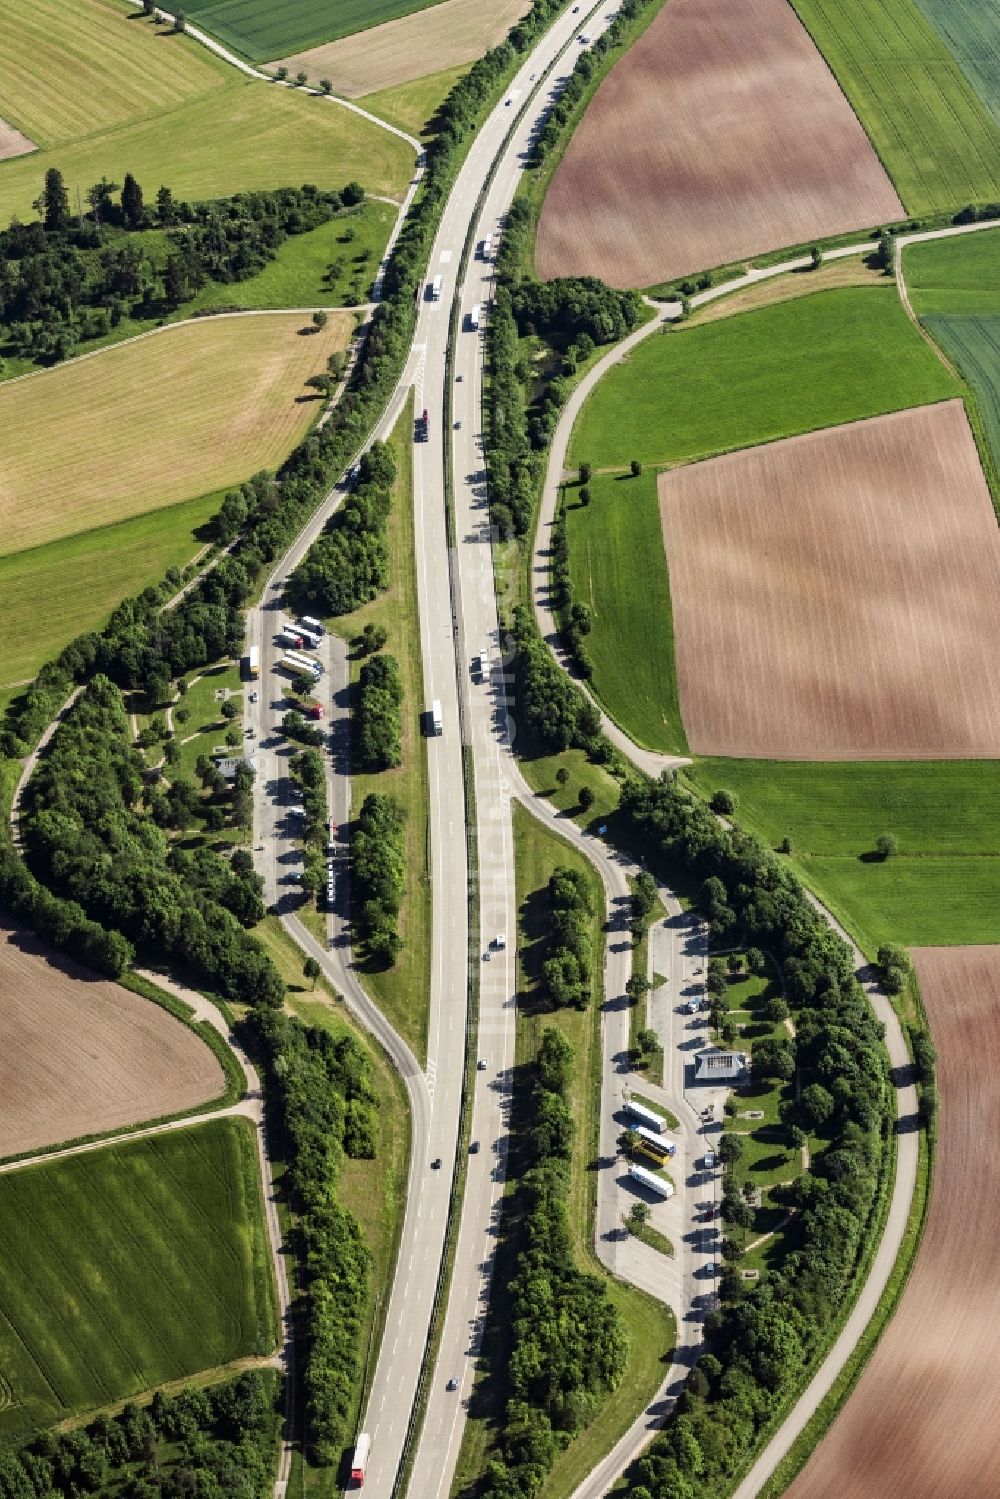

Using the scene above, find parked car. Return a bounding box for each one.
[703,1151,716,1170]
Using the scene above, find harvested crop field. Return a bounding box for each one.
[0,924,223,1159]
[787,943,1000,1499]
[276,0,531,97]
[660,400,1000,760]
[0,312,353,556]
[0,116,33,160]
[535,0,903,290]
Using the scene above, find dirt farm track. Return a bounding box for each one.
[788,944,1000,1499]
[659,400,1000,760]
[0,924,223,1159]
[535,0,903,288]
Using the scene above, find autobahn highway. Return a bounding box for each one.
[247,5,627,1497]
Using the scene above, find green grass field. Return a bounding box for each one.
[192,202,395,312]
[788,0,1000,215]
[0,492,219,691]
[905,228,1000,316]
[179,0,448,62]
[911,0,1000,124]
[0,1119,276,1438]
[0,79,413,228]
[569,287,957,470]
[361,63,470,138]
[565,472,686,755]
[0,0,228,148]
[686,759,1000,952]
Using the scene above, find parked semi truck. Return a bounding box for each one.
[431,699,443,735]
[628,1162,674,1199]
[245,646,259,680]
[468,302,481,331]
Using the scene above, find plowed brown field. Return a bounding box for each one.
[788,944,1000,1499]
[659,400,1000,759]
[535,0,904,289]
[276,0,531,97]
[0,116,34,160]
[0,924,223,1159]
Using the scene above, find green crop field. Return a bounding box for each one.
[179,0,447,62]
[0,493,220,692]
[0,0,228,148]
[788,0,1000,214]
[569,287,957,470]
[565,472,686,755]
[912,0,1000,125]
[923,316,1000,495]
[0,1119,276,1438]
[685,758,1000,952]
[905,228,1000,316]
[0,79,413,228]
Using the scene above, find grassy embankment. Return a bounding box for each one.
[361,63,471,138]
[787,0,1000,215]
[453,805,675,1499]
[0,1119,277,1441]
[329,399,432,1064]
[253,915,410,1498]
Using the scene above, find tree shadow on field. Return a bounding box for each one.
[6,922,112,984]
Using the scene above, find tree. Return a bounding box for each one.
[627,1200,651,1231]
[121,172,144,229]
[220,699,239,720]
[875,832,898,860]
[579,462,591,484]
[37,168,69,233]
[173,9,186,31]
[630,458,642,477]
[296,70,309,86]
[312,310,328,332]
[579,785,595,811]
[718,1133,743,1166]
[726,952,742,975]
[578,485,591,506]
[778,835,792,854]
[875,230,894,273]
[320,78,332,94]
[763,994,789,1023]
[303,956,321,990]
[711,788,736,815]
[275,65,288,80]
[142,0,156,12]
[800,1082,835,1129]
[617,1127,640,1158]
[752,1037,795,1081]
[626,973,650,1004]
[360,622,388,654]
[810,244,822,269]
[555,766,569,787]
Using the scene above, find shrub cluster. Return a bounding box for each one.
[18,677,281,1007]
[485,199,641,538]
[287,441,395,616]
[351,792,406,966]
[0,1372,278,1498]
[510,605,601,752]
[1,170,360,364]
[289,746,329,898]
[257,1011,376,1466]
[483,1028,628,1497]
[356,651,403,770]
[541,865,593,1009]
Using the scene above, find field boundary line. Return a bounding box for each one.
[128,4,422,151]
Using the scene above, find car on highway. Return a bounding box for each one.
[446,1377,459,1391]
[470,1140,480,1154]
[477,1058,488,1070]
[431,1157,442,1170]
[493,932,506,950]
[248,691,258,703]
